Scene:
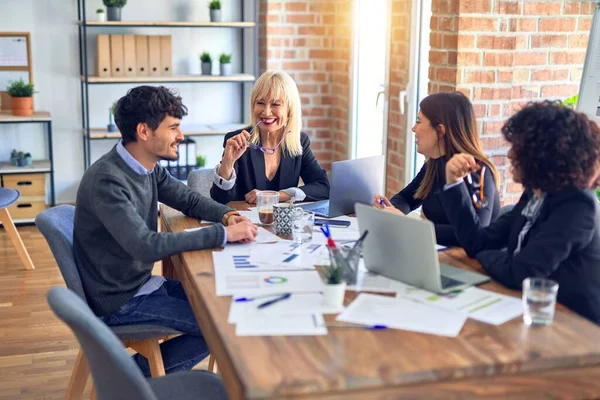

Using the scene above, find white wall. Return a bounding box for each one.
[0,0,255,203]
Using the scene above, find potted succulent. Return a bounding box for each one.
[322,255,346,308]
[209,0,222,22]
[9,149,18,166]
[103,0,127,21]
[196,155,206,168]
[199,52,212,75]
[107,100,118,132]
[219,53,232,76]
[24,152,32,166]
[6,78,34,116]
[96,8,106,22]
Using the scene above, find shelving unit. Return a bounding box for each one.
[0,111,55,224]
[76,0,259,170]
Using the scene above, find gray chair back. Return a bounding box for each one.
[187,168,214,198]
[498,204,515,218]
[35,205,87,300]
[47,287,158,400]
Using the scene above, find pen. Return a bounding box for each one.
[234,293,287,302]
[257,293,291,309]
[379,198,386,207]
[326,322,388,330]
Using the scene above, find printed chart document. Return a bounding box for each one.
[250,241,327,268]
[236,313,328,336]
[212,254,324,296]
[336,293,467,337]
[398,286,523,325]
[228,292,343,324]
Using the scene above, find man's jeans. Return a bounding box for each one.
[101,279,209,376]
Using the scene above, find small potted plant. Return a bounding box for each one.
[322,255,346,308]
[6,78,34,116]
[196,155,206,168]
[209,0,222,22]
[9,149,18,166]
[103,0,127,21]
[24,152,32,166]
[199,52,212,75]
[96,8,106,22]
[219,53,232,76]
[107,100,118,132]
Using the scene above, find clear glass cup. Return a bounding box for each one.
[522,277,559,326]
[256,191,279,225]
[292,210,315,243]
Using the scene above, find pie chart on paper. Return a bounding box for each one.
[264,276,288,284]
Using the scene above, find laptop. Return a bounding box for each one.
[355,203,490,293]
[299,155,384,218]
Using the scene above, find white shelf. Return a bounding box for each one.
[0,111,51,123]
[0,160,51,174]
[78,21,256,28]
[83,74,256,84]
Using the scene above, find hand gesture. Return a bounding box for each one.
[226,215,250,226]
[223,130,251,165]
[446,153,480,185]
[225,220,258,243]
[245,189,261,204]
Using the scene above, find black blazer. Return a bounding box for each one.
[390,157,500,247]
[439,184,600,324]
[211,130,330,204]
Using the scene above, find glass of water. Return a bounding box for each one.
[522,277,559,326]
[292,210,314,243]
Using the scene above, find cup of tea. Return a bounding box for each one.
[256,191,279,225]
[273,203,302,235]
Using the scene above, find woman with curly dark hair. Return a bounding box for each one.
[439,100,600,324]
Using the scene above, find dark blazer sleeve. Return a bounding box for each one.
[389,164,427,214]
[433,166,499,247]
[438,182,517,256]
[210,130,241,204]
[297,133,330,201]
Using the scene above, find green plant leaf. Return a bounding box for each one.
[102,0,127,8]
[219,53,232,64]
[209,0,221,10]
[6,78,34,97]
[199,51,212,63]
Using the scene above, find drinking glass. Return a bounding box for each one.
[256,191,279,225]
[522,277,559,326]
[292,210,315,243]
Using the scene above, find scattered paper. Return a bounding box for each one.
[345,261,407,293]
[398,286,522,325]
[336,293,467,337]
[238,210,261,225]
[236,313,328,336]
[228,292,343,324]
[250,241,327,269]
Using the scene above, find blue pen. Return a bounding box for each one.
[326,322,388,330]
[257,293,291,309]
[234,293,286,302]
[378,198,386,207]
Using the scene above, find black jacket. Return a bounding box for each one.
[439,183,600,324]
[211,130,330,204]
[390,157,500,246]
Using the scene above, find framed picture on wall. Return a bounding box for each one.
[0,32,33,111]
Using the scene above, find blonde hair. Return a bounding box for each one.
[249,71,303,157]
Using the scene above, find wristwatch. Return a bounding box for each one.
[222,211,241,225]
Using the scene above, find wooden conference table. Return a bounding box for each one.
[160,202,600,399]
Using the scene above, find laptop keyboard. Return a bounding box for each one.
[311,206,329,217]
[441,275,463,290]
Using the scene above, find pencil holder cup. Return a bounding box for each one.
[326,244,362,286]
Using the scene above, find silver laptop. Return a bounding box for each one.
[355,203,490,293]
[299,155,384,218]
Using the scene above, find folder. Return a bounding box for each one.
[123,34,136,77]
[159,35,172,76]
[96,34,111,77]
[109,34,124,77]
[135,35,149,76]
[148,36,161,77]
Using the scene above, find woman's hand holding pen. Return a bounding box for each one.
[445,153,480,184]
[219,130,251,180]
[373,195,403,215]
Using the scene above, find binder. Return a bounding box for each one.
[96,34,111,77]
[123,34,136,77]
[109,34,124,77]
[159,35,172,76]
[135,35,149,76]
[148,36,161,77]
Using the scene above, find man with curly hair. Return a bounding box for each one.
[74,86,257,376]
[439,100,600,324]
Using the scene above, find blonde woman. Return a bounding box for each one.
[374,92,500,246]
[211,71,329,204]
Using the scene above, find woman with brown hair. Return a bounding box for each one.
[374,91,500,246]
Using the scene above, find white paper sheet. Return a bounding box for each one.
[228,292,343,324]
[336,293,467,337]
[238,210,261,224]
[212,254,324,296]
[347,262,408,293]
[250,241,328,268]
[397,286,522,325]
[235,313,328,336]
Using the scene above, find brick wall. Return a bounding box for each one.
[386,0,413,197]
[258,0,353,171]
[429,0,594,204]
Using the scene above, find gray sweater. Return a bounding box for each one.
[74,147,233,316]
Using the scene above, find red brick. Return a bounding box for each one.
[495,0,519,14]
[474,87,512,101]
[298,26,326,35]
[443,34,458,48]
[459,17,498,32]
[483,120,506,134]
[484,53,513,67]
[481,136,509,151]
[429,50,448,65]
[457,34,476,48]
[308,3,335,13]
[266,2,282,12]
[549,51,586,65]
[511,85,540,99]
[478,36,517,50]
[266,25,295,35]
[457,51,481,66]
[489,104,502,117]
[539,18,577,32]
[465,70,496,84]
[569,33,590,48]
[513,52,547,66]
[517,18,538,32]
[531,35,567,48]
[564,2,586,15]
[282,61,310,70]
[285,2,307,12]
[531,69,570,81]
[523,2,562,15]
[541,84,580,98]
[285,14,314,24]
[473,104,487,118]
[436,67,459,82]
[578,17,592,31]
[309,49,332,59]
[459,0,491,13]
[497,71,513,83]
[430,32,443,48]
[438,16,456,32]
[267,14,280,23]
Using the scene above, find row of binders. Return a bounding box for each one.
[96,34,172,78]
